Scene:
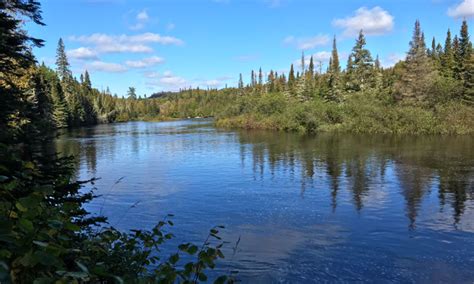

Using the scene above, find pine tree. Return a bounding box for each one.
[258,68,263,86]
[346,30,374,92]
[51,78,69,128]
[56,38,72,82]
[327,36,342,101]
[330,36,340,74]
[462,54,474,104]
[458,20,472,83]
[288,64,296,91]
[395,20,437,103]
[127,87,137,100]
[458,20,473,102]
[308,56,315,78]
[238,73,244,89]
[441,29,455,77]
[83,70,92,92]
[453,35,462,80]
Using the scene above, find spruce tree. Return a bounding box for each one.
[327,36,342,101]
[346,30,374,92]
[395,20,437,103]
[51,79,69,128]
[56,38,72,81]
[441,29,455,77]
[83,70,92,92]
[308,56,315,78]
[288,64,296,91]
[330,36,340,74]
[238,73,244,89]
[458,20,473,102]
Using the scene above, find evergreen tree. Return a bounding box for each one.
[308,56,315,78]
[457,20,472,83]
[463,54,474,104]
[288,64,296,91]
[346,30,374,92]
[330,36,340,74]
[327,37,342,101]
[55,38,72,81]
[395,20,437,103]
[238,73,244,89]
[127,87,137,100]
[441,29,455,77]
[50,78,69,128]
[258,68,263,86]
[83,70,92,92]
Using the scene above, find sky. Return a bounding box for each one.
[27,0,473,97]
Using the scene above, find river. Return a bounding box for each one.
[56,119,474,283]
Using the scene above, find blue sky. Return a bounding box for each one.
[28,0,473,97]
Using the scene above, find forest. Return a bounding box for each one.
[0,0,473,282]
[154,20,474,134]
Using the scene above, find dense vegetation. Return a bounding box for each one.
[155,21,473,135]
[0,1,234,283]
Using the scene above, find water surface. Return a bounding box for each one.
[56,120,474,283]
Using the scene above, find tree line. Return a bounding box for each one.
[0,1,233,282]
[13,38,162,131]
[155,20,473,134]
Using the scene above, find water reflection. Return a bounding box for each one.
[55,120,474,282]
[237,131,474,228]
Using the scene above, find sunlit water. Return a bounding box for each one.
[56,119,474,283]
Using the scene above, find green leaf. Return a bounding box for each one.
[198,273,208,282]
[15,202,27,212]
[75,261,89,273]
[33,241,48,247]
[187,245,198,255]
[214,275,228,284]
[18,218,34,233]
[169,253,179,264]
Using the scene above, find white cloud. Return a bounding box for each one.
[284,35,330,50]
[129,10,150,30]
[136,10,149,21]
[447,0,474,18]
[69,32,184,54]
[383,53,405,68]
[67,47,98,60]
[294,51,332,71]
[125,56,164,68]
[333,6,394,37]
[88,61,127,73]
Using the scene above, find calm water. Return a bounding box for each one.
[56,120,474,283]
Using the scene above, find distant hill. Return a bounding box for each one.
[149,91,179,99]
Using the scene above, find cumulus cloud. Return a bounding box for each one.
[333,6,394,37]
[283,35,330,50]
[130,10,150,30]
[125,56,164,68]
[87,61,127,73]
[67,47,98,60]
[145,71,233,91]
[447,0,474,18]
[69,32,184,54]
